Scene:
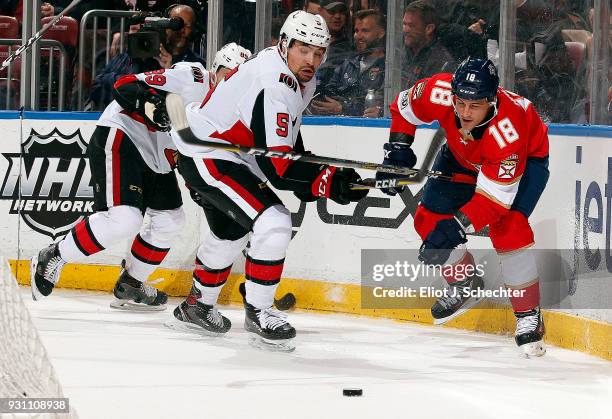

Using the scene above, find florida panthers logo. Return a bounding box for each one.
[498,154,519,179]
[0,128,94,239]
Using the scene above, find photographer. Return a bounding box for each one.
[87,4,204,110]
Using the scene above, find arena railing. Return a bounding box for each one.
[0,38,67,111]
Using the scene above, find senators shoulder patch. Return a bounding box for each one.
[191,66,204,83]
[279,73,298,92]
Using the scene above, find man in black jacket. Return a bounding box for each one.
[311,8,386,117]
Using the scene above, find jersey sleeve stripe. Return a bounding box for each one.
[475,171,520,207]
[397,93,426,126]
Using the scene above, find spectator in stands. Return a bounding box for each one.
[161,4,203,66]
[270,17,285,46]
[434,0,494,61]
[87,4,204,110]
[310,9,385,117]
[312,1,352,97]
[402,0,456,89]
[304,0,322,14]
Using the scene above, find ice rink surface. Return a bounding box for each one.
[23,288,612,419]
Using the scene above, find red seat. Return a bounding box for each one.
[0,45,21,79]
[41,16,78,48]
[0,15,18,39]
[565,41,586,73]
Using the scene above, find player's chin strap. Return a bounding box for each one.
[452,97,499,129]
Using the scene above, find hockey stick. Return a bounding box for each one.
[350,128,450,190]
[1,0,83,71]
[166,93,421,177]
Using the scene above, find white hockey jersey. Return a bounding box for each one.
[98,62,213,174]
[172,46,316,180]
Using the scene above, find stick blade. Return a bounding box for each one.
[415,127,446,182]
[165,93,189,130]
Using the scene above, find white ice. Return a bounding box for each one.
[22,288,612,419]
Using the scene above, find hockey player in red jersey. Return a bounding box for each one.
[30,43,251,311]
[167,11,368,351]
[376,58,549,357]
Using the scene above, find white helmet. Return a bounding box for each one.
[211,42,252,74]
[278,10,330,60]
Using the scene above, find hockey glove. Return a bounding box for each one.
[375,140,417,196]
[418,218,467,265]
[141,89,171,132]
[312,167,368,205]
[113,78,170,132]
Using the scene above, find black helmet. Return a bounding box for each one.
[451,58,499,102]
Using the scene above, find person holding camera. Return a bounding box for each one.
[88,4,203,110]
[31,43,251,312]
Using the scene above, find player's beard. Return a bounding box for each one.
[295,66,315,83]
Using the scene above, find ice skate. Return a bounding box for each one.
[515,307,546,358]
[166,287,231,336]
[431,275,484,324]
[110,265,167,311]
[244,301,296,352]
[30,243,65,301]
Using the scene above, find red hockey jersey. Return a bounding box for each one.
[390,73,549,230]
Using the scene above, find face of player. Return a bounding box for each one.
[453,96,492,132]
[354,16,385,53]
[215,67,231,84]
[287,40,326,83]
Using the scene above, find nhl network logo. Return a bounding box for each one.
[0,128,94,239]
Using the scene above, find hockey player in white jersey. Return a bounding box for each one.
[167,11,368,351]
[30,44,251,311]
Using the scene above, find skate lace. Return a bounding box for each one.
[258,308,288,330]
[140,282,158,298]
[206,307,224,328]
[437,288,462,310]
[44,256,65,284]
[516,313,539,335]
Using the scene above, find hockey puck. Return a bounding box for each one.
[342,388,363,397]
[275,292,296,311]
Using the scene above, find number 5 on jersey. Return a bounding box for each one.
[276,113,289,137]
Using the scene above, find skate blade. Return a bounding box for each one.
[520,340,546,358]
[110,298,166,312]
[433,296,484,325]
[164,318,227,337]
[30,256,44,302]
[247,334,295,353]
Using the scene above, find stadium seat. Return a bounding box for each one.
[0,15,18,39]
[41,16,79,48]
[565,41,586,73]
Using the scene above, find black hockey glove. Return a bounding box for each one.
[375,135,417,196]
[141,90,171,132]
[418,218,467,265]
[312,167,368,205]
[113,79,170,132]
